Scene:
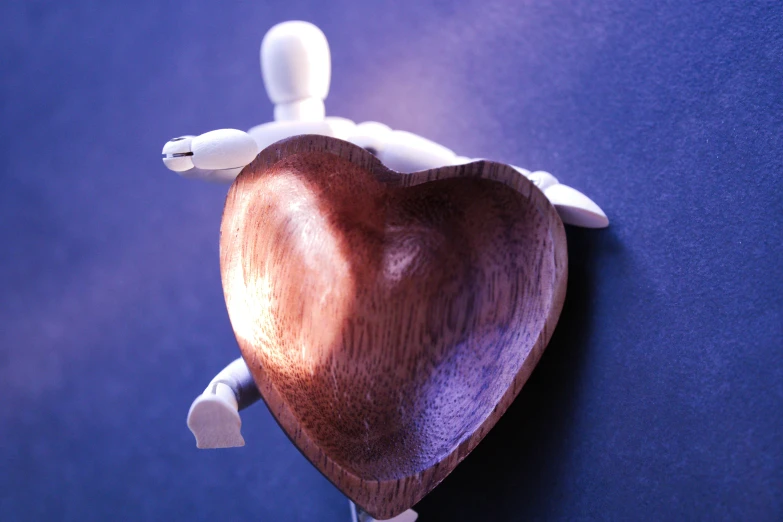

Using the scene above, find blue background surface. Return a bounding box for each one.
[1,1,781,520]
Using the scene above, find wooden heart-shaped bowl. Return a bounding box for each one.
[220,135,567,519]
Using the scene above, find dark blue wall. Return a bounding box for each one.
[1,1,780,520]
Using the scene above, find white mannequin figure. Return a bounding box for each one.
[168,21,605,521]
[162,21,608,226]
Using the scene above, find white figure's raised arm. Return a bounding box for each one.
[161,118,357,185]
[161,129,259,183]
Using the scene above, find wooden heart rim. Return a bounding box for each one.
[220,135,567,519]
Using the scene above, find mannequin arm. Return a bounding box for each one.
[162,123,608,227]
[162,129,259,183]
[348,122,609,228]
[163,119,357,183]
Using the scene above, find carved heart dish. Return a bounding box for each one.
[220,135,567,519]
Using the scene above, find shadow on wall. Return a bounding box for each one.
[413,226,617,520]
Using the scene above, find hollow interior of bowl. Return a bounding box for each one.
[224,152,557,481]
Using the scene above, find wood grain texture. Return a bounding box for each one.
[219,135,568,519]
